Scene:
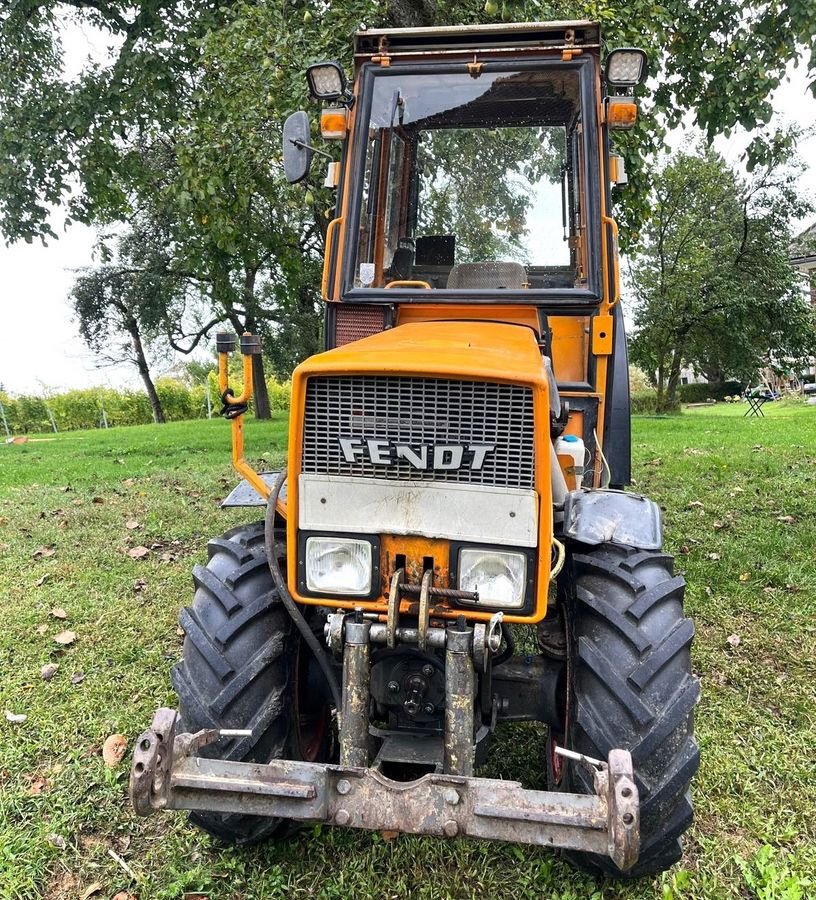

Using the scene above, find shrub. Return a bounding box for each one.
[628,366,652,393]
[631,389,682,414]
[679,381,744,403]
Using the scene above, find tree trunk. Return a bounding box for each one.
[127,317,165,424]
[664,351,684,411]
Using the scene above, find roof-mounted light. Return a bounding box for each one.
[306,61,348,101]
[605,48,648,88]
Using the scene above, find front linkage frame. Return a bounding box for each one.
[132,613,640,871]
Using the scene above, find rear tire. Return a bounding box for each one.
[547,544,700,877]
[172,521,332,844]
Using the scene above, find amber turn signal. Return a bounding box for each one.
[320,108,348,140]
[606,97,638,130]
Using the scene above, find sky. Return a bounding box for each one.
[0,26,815,395]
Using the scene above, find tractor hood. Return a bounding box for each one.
[293,320,549,388]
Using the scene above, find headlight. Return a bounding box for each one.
[305,537,372,595]
[458,548,528,609]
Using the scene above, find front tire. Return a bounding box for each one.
[171,521,332,844]
[548,544,700,877]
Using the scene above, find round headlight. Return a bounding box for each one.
[458,548,527,609]
[305,537,372,595]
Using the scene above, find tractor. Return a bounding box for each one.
[131,21,699,877]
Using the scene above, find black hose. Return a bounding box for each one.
[493,623,515,667]
[264,470,343,711]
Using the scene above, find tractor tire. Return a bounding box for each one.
[547,544,700,877]
[171,521,332,845]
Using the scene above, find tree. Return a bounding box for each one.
[2,1,814,245]
[71,216,220,422]
[628,147,816,410]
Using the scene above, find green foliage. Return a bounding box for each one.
[678,381,745,404]
[0,377,293,434]
[2,0,815,248]
[629,147,816,411]
[738,845,812,900]
[631,389,681,414]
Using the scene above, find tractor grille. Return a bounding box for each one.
[302,376,535,489]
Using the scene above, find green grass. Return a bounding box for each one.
[1,405,815,899]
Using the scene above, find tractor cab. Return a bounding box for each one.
[287,22,643,490]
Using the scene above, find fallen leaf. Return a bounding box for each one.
[739,573,751,583]
[128,546,150,560]
[46,833,66,849]
[379,831,399,843]
[27,775,48,796]
[102,733,128,767]
[125,520,140,530]
[133,578,147,593]
[0,516,6,525]
[678,545,690,555]
[726,634,741,648]
[71,672,86,685]
[40,662,59,681]
[123,478,135,486]
[111,893,136,900]
[763,586,776,595]
[687,500,704,509]
[92,496,105,504]
[176,626,185,637]
[776,515,796,524]
[712,521,725,530]
[33,546,56,559]
[54,630,77,646]
[50,607,67,620]
[36,623,49,635]
[35,574,50,587]
[80,883,104,900]
[5,711,27,723]
[707,552,720,561]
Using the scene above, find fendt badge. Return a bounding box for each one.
[338,437,495,471]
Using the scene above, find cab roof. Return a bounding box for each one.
[354,21,600,57]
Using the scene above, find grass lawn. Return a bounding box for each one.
[1,403,814,899]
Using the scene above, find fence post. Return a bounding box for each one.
[101,406,109,429]
[46,405,58,433]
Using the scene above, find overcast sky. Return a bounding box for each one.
[0,27,814,395]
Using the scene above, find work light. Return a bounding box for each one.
[605,48,648,87]
[306,61,348,101]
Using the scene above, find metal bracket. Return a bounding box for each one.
[417,569,433,651]
[129,707,640,870]
[386,568,403,649]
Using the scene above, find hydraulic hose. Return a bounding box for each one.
[264,469,343,712]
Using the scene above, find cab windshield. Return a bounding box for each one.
[350,65,594,295]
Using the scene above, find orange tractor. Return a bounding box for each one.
[131,21,698,876]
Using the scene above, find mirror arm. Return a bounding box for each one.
[289,139,334,161]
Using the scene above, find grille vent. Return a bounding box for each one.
[302,376,535,489]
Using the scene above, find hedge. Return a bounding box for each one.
[0,377,291,434]
[678,381,744,403]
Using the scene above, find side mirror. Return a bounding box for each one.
[282,111,313,184]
